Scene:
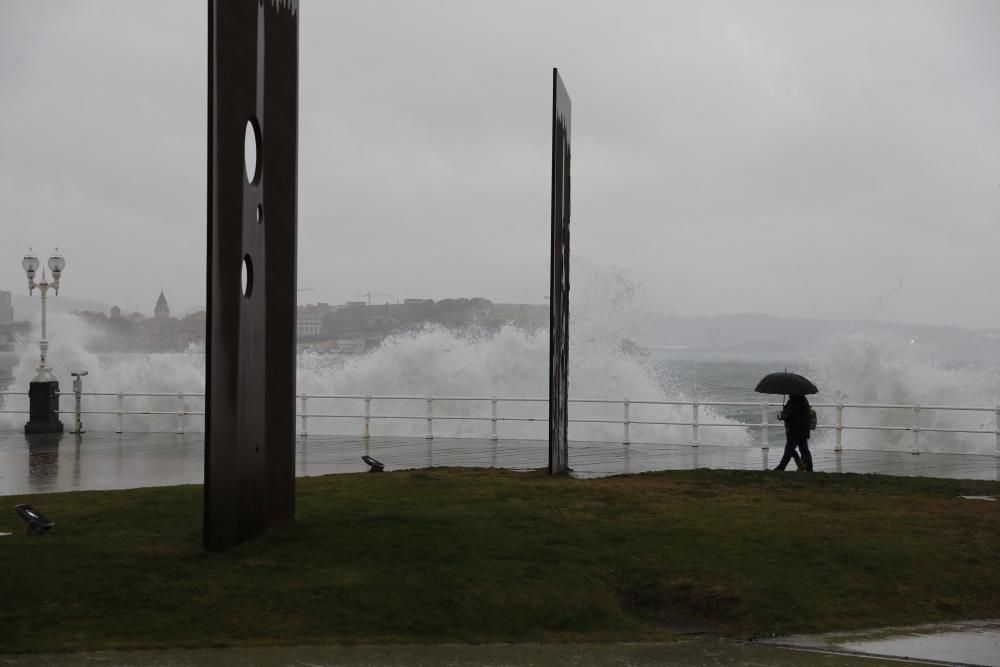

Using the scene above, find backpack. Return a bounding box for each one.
[808,408,817,431]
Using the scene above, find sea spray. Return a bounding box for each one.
[0,313,206,433]
[804,332,1000,455]
[0,269,742,442]
[296,323,741,443]
[3,305,999,453]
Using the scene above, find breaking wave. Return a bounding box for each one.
[0,268,742,444]
[3,273,997,455]
[804,332,1000,455]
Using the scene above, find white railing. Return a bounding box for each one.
[0,390,203,435]
[1,388,999,456]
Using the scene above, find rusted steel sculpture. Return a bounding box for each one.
[205,0,299,550]
[549,69,571,475]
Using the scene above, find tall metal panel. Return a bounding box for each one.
[549,69,571,475]
[205,0,299,550]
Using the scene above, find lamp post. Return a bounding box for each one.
[22,247,66,434]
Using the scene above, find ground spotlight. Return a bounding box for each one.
[15,504,54,535]
[361,455,384,473]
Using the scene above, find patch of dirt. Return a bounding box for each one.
[619,576,744,628]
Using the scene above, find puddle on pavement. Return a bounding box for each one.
[770,619,1000,667]
[0,640,920,666]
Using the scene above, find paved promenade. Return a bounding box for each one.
[1,430,997,496]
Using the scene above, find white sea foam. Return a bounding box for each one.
[804,332,1000,455]
[0,313,205,433]
[0,269,741,443]
[4,276,996,455]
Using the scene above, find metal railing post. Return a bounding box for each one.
[175,392,184,434]
[912,405,921,455]
[623,398,630,445]
[71,373,85,434]
[300,393,308,437]
[760,402,769,450]
[425,395,434,440]
[363,395,371,439]
[490,396,498,441]
[692,401,700,446]
[116,392,124,434]
[835,403,844,452]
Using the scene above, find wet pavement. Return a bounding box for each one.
[769,619,1000,666]
[1,429,997,496]
[0,640,929,666]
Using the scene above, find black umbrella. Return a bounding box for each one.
[754,371,818,395]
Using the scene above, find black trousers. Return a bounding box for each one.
[776,435,812,471]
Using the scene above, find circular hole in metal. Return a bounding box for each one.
[256,204,263,224]
[241,254,253,298]
[244,119,261,184]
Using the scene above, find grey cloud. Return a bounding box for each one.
[2,0,998,326]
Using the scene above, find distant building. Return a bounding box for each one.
[154,290,170,320]
[84,292,203,351]
[73,297,204,352]
[297,302,339,340]
[297,314,324,338]
[74,310,108,326]
[335,338,370,354]
[143,292,175,348]
[178,310,206,345]
[316,297,547,345]
[0,290,12,325]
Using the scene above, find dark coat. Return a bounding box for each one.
[780,395,811,440]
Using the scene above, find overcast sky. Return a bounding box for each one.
[2,0,998,328]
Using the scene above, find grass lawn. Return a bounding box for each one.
[1,468,998,653]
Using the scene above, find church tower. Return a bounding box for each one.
[154,290,170,320]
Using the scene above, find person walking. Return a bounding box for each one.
[775,394,814,472]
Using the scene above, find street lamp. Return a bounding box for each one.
[22,247,66,434]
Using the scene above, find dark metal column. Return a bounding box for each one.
[205,0,299,550]
[25,381,63,434]
[549,69,571,475]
